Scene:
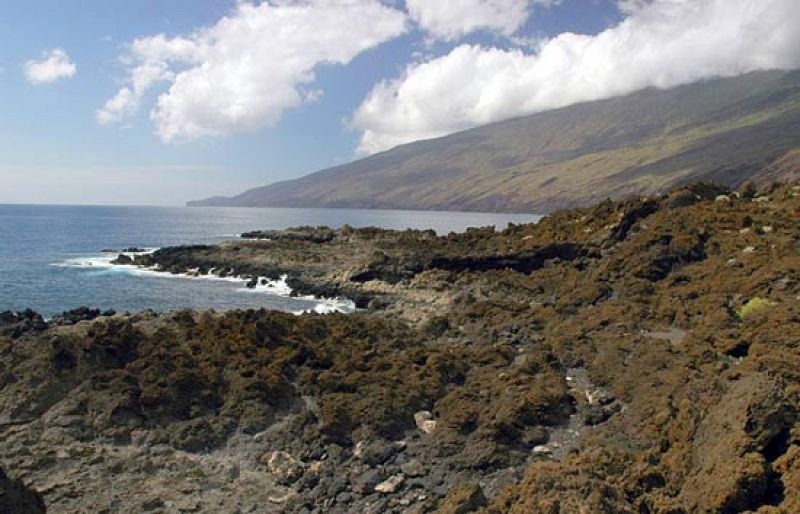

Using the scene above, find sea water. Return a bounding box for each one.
[0,204,540,318]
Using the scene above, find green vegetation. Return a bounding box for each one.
[737,297,778,319]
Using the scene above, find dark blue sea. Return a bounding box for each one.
[0,204,541,318]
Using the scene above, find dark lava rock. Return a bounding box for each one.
[400,458,426,478]
[666,183,731,210]
[0,468,46,514]
[51,306,104,326]
[241,227,337,244]
[168,418,227,453]
[112,254,134,265]
[350,468,385,494]
[584,405,614,426]
[0,309,46,338]
[3,183,800,513]
[356,439,399,466]
[427,243,591,275]
[325,475,349,498]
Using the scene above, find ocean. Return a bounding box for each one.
[0,204,541,318]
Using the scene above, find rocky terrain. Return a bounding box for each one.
[2,181,799,513]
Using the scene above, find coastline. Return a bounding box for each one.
[1,182,799,513]
[56,249,357,316]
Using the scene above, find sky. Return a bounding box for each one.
[1,0,798,206]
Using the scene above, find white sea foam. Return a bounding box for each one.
[304,297,357,315]
[55,248,158,270]
[242,275,356,314]
[56,256,116,269]
[236,275,293,296]
[54,251,356,314]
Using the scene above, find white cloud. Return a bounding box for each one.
[406,0,558,41]
[97,0,407,143]
[353,0,800,154]
[24,49,77,85]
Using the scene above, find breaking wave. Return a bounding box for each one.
[54,250,355,315]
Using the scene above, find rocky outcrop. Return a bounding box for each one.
[2,182,800,512]
[0,310,46,338]
[678,374,796,512]
[241,227,338,243]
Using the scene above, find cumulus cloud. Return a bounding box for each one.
[353,0,800,154]
[24,49,77,85]
[407,0,561,41]
[97,0,407,142]
[406,0,531,41]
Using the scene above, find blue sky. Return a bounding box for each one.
[1,0,797,205]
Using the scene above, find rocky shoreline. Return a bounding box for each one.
[1,182,799,513]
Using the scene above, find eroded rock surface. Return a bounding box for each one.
[1,182,799,512]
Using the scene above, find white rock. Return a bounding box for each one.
[375,474,404,494]
[353,440,366,458]
[715,194,730,202]
[533,445,551,454]
[264,451,306,485]
[268,491,296,504]
[762,226,773,233]
[414,411,437,434]
[742,246,756,254]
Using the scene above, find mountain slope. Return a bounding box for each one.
[190,70,800,212]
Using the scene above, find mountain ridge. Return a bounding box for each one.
[189,70,800,213]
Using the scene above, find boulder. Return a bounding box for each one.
[0,309,47,338]
[264,451,306,485]
[400,459,425,477]
[375,474,404,494]
[350,468,383,494]
[678,374,796,512]
[51,306,103,326]
[112,254,134,265]
[353,439,397,466]
[584,405,612,426]
[414,411,437,434]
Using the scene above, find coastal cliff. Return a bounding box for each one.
[2,181,799,513]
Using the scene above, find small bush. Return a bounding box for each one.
[737,297,776,319]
